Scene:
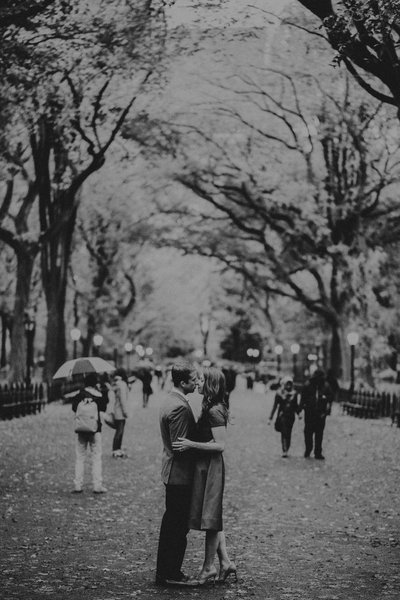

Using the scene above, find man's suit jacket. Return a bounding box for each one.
[159,390,197,485]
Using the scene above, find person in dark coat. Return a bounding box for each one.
[222,366,237,405]
[299,369,333,460]
[269,375,301,457]
[155,362,199,587]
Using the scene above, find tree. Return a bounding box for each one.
[69,198,155,358]
[293,1,400,116]
[144,66,400,377]
[0,0,166,380]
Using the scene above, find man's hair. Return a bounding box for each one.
[171,362,195,387]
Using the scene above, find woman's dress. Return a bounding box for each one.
[188,403,228,532]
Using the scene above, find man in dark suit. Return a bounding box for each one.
[299,369,333,460]
[155,362,199,587]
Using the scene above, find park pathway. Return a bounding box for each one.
[1,379,399,600]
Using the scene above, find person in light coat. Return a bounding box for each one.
[110,368,130,458]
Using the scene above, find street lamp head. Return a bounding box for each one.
[70,327,81,342]
[347,332,359,346]
[290,343,300,355]
[135,344,145,357]
[124,342,133,353]
[199,313,210,335]
[274,344,283,355]
[93,334,103,347]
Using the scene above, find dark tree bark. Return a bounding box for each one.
[9,248,37,381]
[294,1,400,112]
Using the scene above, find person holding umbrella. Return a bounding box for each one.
[53,356,115,493]
[71,372,109,494]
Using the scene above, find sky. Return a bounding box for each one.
[167,0,292,29]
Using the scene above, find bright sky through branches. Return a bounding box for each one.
[167,0,291,29]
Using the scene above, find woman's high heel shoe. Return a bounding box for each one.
[218,562,238,583]
[198,567,217,586]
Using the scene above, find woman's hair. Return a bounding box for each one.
[202,367,227,412]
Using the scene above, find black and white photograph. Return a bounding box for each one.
[1,0,400,598]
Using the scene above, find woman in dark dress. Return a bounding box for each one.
[269,375,300,457]
[173,367,236,585]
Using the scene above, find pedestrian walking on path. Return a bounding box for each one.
[110,368,130,458]
[71,373,108,494]
[268,375,301,457]
[155,362,199,587]
[173,367,236,586]
[299,369,333,460]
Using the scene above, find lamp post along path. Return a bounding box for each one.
[347,332,359,394]
[274,345,283,376]
[290,343,300,381]
[93,334,103,357]
[70,327,81,360]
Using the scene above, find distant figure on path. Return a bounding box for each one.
[110,368,130,458]
[155,362,199,587]
[222,366,237,405]
[268,375,301,457]
[299,369,333,460]
[173,367,236,586]
[71,373,108,494]
[134,363,153,407]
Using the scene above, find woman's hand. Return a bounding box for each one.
[172,437,193,452]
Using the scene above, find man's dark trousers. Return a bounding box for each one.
[304,416,326,457]
[156,484,191,581]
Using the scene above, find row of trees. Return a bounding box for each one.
[129,1,400,380]
[2,1,400,383]
[0,0,168,380]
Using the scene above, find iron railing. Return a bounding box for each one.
[0,382,46,420]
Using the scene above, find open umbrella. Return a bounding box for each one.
[52,356,115,380]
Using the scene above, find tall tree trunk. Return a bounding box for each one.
[43,287,67,380]
[42,206,77,380]
[9,250,36,382]
[0,314,10,368]
[329,322,345,380]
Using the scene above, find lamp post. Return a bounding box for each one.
[24,314,36,385]
[70,327,81,359]
[274,344,283,375]
[347,331,359,393]
[135,344,145,358]
[199,313,210,357]
[93,334,103,357]
[290,343,300,381]
[124,342,133,372]
[247,348,260,375]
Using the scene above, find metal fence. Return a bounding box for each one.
[341,387,400,425]
[0,382,46,420]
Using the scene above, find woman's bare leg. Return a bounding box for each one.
[200,530,219,575]
[217,531,230,568]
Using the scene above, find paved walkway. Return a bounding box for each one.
[1,379,400,599]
